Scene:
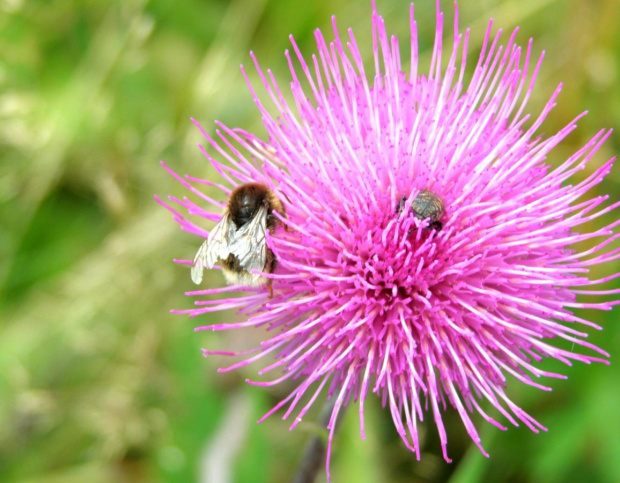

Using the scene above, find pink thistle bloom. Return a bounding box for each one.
[157,2,619,477]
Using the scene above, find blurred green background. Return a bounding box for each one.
[1,0,619,482]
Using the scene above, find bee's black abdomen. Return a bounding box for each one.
[223,253,244,273]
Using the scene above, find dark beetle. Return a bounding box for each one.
[397,189,445,231]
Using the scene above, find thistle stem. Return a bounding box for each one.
[293,399,343,483]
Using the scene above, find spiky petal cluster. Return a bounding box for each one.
[157,3,619,477]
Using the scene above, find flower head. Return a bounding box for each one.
[157,2,619,477]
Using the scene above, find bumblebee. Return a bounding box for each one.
[191,183,285,292]
[398,189,444,231]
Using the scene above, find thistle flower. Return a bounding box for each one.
[157,1,619,477]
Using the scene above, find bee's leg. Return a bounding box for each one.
[265,249,277,299]
[267,212,290,232]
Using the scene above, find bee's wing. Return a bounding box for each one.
[191,213,233,285]
[228,205,268,273]
[191,239,209,285]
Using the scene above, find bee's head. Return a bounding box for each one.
[228,183,270,227]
